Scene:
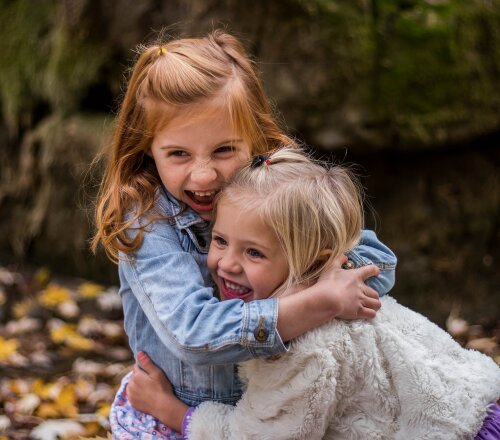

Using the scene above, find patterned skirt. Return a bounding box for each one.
[109,372,183,440]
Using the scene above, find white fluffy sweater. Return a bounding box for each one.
[188,296,500,440]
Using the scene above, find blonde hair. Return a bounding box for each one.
[219,148,363,293]
[92,29,296,262]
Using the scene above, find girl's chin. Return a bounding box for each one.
[186,201,213,220]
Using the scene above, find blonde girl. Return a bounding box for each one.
[93,31,396,438]
[129,148,500,440]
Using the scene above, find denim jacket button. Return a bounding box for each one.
[254,316,268,342]
[342,259,355,270]
[254,327,268,342]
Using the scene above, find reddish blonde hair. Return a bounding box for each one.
[92,30,296,262]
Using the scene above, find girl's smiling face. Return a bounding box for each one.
[207,199,289,302]
[149,100,251,220]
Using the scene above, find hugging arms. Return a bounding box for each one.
[128,149,500,439]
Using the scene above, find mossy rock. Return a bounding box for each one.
[0,113,115,281]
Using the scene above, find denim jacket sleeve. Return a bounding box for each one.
[119,219,287,365]
[345,229,397,296]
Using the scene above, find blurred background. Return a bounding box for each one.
[0,0,499,437]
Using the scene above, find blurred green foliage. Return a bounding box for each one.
[291,0,500,146]
[0,0,498,146]
[0,0,109,131]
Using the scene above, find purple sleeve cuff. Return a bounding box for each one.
[181,406,196,439]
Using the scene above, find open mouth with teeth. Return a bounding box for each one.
[219,277,252,300]
[185,190,218,213]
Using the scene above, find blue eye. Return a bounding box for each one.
[213,236,227,246]
[247,248,264,258]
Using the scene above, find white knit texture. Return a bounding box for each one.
[188,296,500,440]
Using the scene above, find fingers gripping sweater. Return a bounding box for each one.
[187,296,500,440]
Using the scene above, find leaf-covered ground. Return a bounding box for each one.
[0,264,498,439]
[0,265,131,439]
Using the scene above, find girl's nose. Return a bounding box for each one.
[191,163,217,186]
[218,252,242,274]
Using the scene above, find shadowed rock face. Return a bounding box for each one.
[0,114,116,283]
[0,0,498,322]
[349,138,500,324]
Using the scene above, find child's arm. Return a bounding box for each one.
[346,229,397,296]
[128,351,339,439]
[276,257,381,341]
[122,218,393,364]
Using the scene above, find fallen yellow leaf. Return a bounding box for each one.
[39,284,72,308]
[50,324,95,351]
[13,298,34,319]
[67,334,95,351]
[34,267,51,287]
[0,336,18,361]
[56,384,79,418]
[32,378,53,400]
[78,282,105,299]
[36,402,60,418]
[96,402,111,418]
[50,323,76,344]
[82,421,101,436]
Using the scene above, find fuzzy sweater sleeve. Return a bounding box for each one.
[187,339,340,440]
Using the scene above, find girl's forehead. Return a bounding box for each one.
[145,93,259,153]
[146,97,224,126]
[216,194,264,223]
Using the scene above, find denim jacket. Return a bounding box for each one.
[118,189,397,406]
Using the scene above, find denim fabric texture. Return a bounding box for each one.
[118,188,397,406]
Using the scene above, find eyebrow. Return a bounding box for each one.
[245,241,274,252]
[160,139,244,150]
[212,229,274,253]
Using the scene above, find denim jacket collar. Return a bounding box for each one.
[156,186,211,253]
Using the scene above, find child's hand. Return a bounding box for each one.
[127,351,188,432]
[318,255,381,320]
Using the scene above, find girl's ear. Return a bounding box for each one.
[303,249,333,281]
[144,148,153,158]
[316,249,333,262]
